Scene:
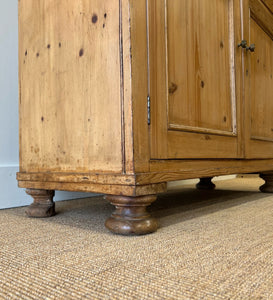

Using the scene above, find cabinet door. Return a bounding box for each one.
[148,0,243,159]
[244,0,273,158]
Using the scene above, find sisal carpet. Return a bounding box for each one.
[0,178,273,299]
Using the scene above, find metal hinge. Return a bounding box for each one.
[147,95,151,125]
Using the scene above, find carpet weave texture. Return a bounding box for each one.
[0,178,272,299]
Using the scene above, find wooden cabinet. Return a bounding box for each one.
[18,0,273,235]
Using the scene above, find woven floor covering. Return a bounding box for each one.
[0,178,273,300]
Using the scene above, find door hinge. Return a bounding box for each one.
[147,95,151,125]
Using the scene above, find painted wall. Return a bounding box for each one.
[0,0,95,209]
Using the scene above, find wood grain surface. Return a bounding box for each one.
[19,0,123,174]
[18,0,273,199]
[148,0,242,159]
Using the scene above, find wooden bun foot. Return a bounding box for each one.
[259,173,273,193]
[105,195,158,235]
[196,177,216,190]
[25,189,55,218]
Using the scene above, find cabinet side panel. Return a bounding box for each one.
[19,0,122,173]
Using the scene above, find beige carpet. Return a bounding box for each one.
[0,178,273,299]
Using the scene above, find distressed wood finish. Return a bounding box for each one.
[167,0,234,133]
[148,0,242,159]
[17,172,136,185]
[19,0,123,174]
[18,180,167,197]
[18,0,273,235]
[244,0,273,158]
[128,0,151,173]
[17,158,273,186]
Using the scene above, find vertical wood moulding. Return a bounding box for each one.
[165,0,170,131]
[146,0,152,163]
[239,0,247,159]
[130,0,151,172]
[121,0,135,174]
[148,0,168,159]
[119,0,126,174]
[228,0,237,135]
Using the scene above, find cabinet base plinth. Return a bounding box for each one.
[196,177,216,190]
[25,189,55,218]
[105,195,158,235]
[259,174,273,193]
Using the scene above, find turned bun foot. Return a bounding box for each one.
[105,195,158,235]
[25,189,55,218]
[196,177,215,190]
[259,173,273,193]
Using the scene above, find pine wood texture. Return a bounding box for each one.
[250,20,273,140]
[18,180,167,197]
[17,159,273,187]
[18,0,273,235]
[19,0,123,174]
[261,0,273,14]
[127,0,151,173]
[18,0,273,187]
[244,0,273,158]
[148,0,243,159]
[167,0,233,133]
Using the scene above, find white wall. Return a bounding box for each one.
[0,0,96,209]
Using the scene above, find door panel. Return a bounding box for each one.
[244,0,273,158]
[148,0,242,159]
[167,0,234,133]
[250,20,273,141]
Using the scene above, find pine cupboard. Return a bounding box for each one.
[18,0,273,235]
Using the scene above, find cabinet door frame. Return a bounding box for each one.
[243,0,273,158]
[148,0,244,159]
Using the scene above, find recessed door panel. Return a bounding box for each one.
[250,20,273,141]
[148,0,242,159]
[167,0,234,133]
